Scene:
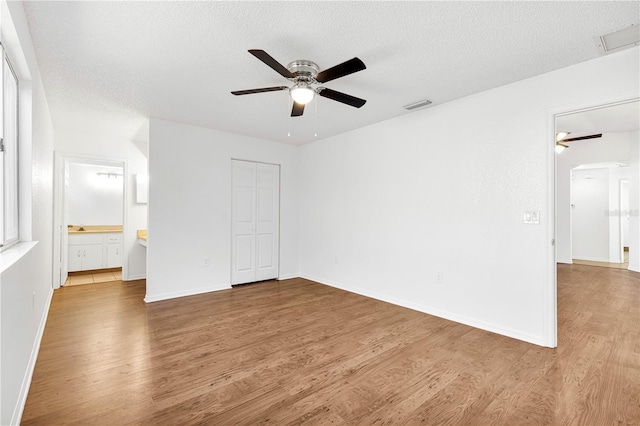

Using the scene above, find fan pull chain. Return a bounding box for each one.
[286,92,291,138]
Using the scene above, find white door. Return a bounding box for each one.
[231,160,280,285]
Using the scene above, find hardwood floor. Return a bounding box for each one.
[22,266,640,425]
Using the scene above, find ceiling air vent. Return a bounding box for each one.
[404,99,432,111]
[595,23,640,54]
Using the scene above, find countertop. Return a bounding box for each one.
[137,229,147,247]
[68,225,123,234]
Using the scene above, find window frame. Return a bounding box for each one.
[0,42,20,249]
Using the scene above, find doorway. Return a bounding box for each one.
[620,179,630,261]
[53,153,129,289]
[570,164,630,268]
[555,99,639,271]
[231,159,280,285]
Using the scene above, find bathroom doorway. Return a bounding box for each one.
[53,153,129,289]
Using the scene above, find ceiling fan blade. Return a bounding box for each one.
[316,57,366,83]
[562,133,603,142]
[318,88,366,108]
[291,102,305,117]
[248,49,294,79]
[231,86,288,95]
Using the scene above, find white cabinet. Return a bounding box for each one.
[82,244,105,270]
[106,233,122,268]
[68,233,122,272]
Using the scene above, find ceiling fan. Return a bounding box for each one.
[231,49,367,117]
[561,133,602,142]
[555,132,603,152]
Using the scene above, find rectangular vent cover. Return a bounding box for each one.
[596,23,640,54]
[404,99,432,111]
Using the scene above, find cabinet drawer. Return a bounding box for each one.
[69,233,103,245]
[106,233,122,243]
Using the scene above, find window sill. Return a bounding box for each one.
[0,241,38,274]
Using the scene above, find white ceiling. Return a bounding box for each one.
[22,1,639,146]
[556,100,640,139]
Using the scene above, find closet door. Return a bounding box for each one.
[231,160,280,285]
[255,163,280,281]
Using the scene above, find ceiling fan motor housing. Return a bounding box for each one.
[287,60,320,80]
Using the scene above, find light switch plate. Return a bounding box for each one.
[524,210,540,224]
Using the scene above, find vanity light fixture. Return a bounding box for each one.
[96,172,123,178]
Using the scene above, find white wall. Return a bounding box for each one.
[621,180,630,248]
[629,130,640,272]
[146,119,298,302]
[298,47,639,347]
[55,132,147,280]
[608,166,629,262]
[67,163,123,225]
[0,1,55,424]
[556,132,632,263]
[571,168,610,262]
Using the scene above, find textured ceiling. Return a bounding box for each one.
[23,1,639,145]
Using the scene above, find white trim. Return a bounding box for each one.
[0,240,35,273]
[545,109,558,348]
[12,281,53,425]
[125,273,146,281]
[277,274,298,280]
[300,273,547,347]
[573,256,621,263]
[144,283,231,303]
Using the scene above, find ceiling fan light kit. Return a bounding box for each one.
[555,143,569,154]
[232,49,367,117]
[290,83,315,105]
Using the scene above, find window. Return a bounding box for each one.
[0,43,19,247]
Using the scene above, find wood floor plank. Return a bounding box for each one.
[21,268,640,425]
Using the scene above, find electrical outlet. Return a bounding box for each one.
[203,257,211,267]
[435,272,444,284]
[334,255,338,265]
[32,292,36,309]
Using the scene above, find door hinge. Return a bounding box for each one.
[0,138,4,152]
[551,239,555,246]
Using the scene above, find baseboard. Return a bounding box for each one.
[277,273,299,280]
[12,285,54,425]
[300,273,546,347]
[125,273,146,281]
[556,258,573,264]
[68,267,121,276]
[572,256,613,263]
[144,284,231,303]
